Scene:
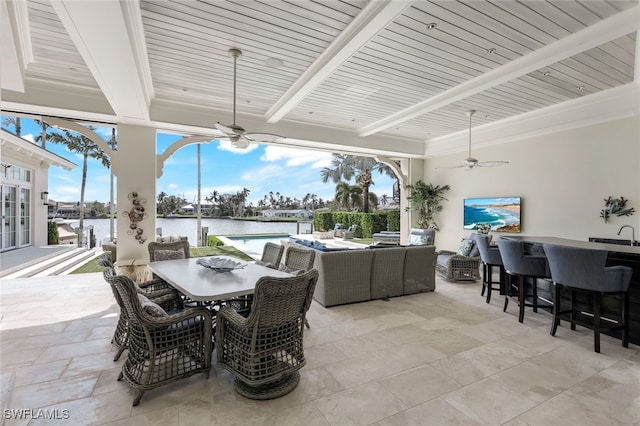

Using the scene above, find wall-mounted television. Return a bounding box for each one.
[464,197,521,233]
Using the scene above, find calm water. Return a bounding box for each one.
[463,205,520,230]
[83,217,311,245]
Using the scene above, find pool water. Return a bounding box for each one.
[226,234,289,256]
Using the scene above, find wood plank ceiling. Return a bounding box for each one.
[2,0,639,157]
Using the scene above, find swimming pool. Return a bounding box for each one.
[225,234,290,256]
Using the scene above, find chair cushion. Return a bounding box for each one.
[154,249,185,261]
[278,263,305,276]
[457,239,474,256]
[255,260,273,268]
[138,294,169,317]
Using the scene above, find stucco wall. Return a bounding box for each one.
[425,115,640,251]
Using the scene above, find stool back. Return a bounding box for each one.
[542,244,631,292]
[497,238,548,278]
[472,234,502,266]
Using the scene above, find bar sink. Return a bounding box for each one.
[589,237,640,246]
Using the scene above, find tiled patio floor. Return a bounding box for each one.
[1,273,638,425]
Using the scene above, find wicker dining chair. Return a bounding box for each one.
[283,246,316,328]
[216,269,318,400]
[99,251,178,297]
[102,268,213,406]
[98,254,183,361]
[283,246,316,272]
[148,240,190,261]
[232,242,285,315]
[256,242,284,269]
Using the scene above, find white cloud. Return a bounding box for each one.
[261,146,333,168]
[22,133,36,143]
[168,183,179,189]
[240,164,285,183]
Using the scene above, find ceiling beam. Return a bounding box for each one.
[358,5,640,137]
[0,0,33,92]
[425,83,640,157]
[264,0,413,124]
[50,0,152,122]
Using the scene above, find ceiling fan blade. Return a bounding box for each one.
[476,161,509,167]
[245,133,285,143]
[215,122,237,136]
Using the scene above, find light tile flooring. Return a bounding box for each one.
[1,273,638,425]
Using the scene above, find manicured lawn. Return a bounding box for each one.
[70,246,254,274]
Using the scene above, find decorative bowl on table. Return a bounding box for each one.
[196,257,246,272]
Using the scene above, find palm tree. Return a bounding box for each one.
[334,182,363,210]
[2,116,21,136]
[321,154,390,213]
[47,126,110,245]
[380,194,389,206]
[377,162,400,202]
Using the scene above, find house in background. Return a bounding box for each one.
[0,129,75,250]
[259,209,314,220]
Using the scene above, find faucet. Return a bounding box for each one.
[617,225,636,246]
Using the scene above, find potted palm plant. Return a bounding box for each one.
[406,180,451,231]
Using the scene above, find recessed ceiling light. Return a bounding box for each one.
[426,23,437,30]
[265,57,283,68]
[69,67,77,72]
[486,48,496,54]
[543,71,551,76]
[577,86,585,91]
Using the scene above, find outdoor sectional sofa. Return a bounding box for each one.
[283,240,437,307]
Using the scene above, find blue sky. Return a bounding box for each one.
[4,118,395,206]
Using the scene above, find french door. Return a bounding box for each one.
[1,185,31,251]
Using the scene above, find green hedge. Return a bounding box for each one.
[207,235,224,247]
[47,221,59,245]
[313,211,400,238]
[386,210,400,232]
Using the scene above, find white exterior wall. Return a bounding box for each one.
[425,115,640,251]
[0,151,50,246]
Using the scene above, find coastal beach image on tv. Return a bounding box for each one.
[464,197,521,233]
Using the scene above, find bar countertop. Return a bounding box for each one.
[502,236,640,255]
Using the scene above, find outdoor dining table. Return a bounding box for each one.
[147,256,292,303]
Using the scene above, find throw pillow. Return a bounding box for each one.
[154,249,185,261]
[456,239,474,256]
[137,294,169,317]
[408,234,428,246]
[468,235,480,257]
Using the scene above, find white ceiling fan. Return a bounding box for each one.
[215,48,284,149]
[452,110,509,171]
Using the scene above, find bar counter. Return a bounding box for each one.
[503,236,640,345]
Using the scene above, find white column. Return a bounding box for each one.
[401,158,424,245]
[112,124,156,265]
[33,162,50,246]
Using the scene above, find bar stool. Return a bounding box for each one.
[472,234,505,303]
[542,243,631,353]
[497,238,550,323]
